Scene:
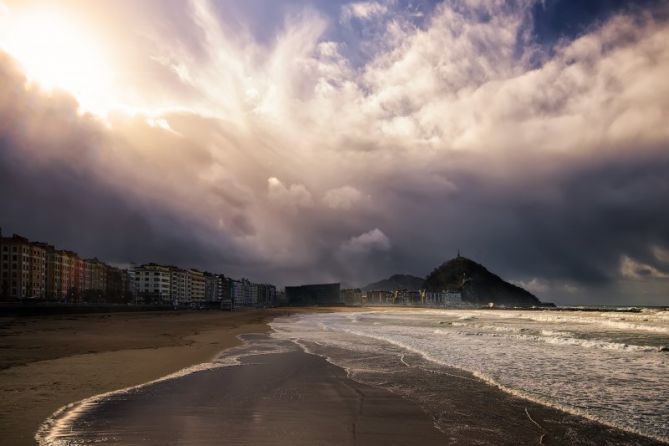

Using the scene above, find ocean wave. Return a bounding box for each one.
[469,370,669,444]
[509,312,668,334]
[437,322,660,352]
[292,322,667,443]
[532,332,658,352]
[272,312,669,443]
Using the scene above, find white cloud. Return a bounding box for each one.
[341,2,389,21]
[267,177,313,208]
[653,246,669,263]
[513,278,550,293]
[620,255,669,280]
[512,278,582,297]
[340,228,391,255]
[323,185,367,210]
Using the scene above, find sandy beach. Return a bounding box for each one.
[0,309,299,446]
[49,338,449,445]
[1,308,665,445]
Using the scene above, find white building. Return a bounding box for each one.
[134,264,171,303]
[170,267,188,306]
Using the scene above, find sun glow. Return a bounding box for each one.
[3,8,115,115]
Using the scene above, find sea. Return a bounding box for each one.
[38,307,668,445]
[271,308,669,442]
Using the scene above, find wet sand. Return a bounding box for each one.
[1,308,665,445]
[51,346,448,445]
[47,333,665,446]
[0,309,309,446]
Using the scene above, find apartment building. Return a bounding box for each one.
[204,272,219,302]
[256,283,277,307]
[0,230,277,307]
[82,258,107,301]
[187,269,205,304]
[230,279,243,306]
[134,264,171,303]
[0,234,47,299]
[169,267,188,306]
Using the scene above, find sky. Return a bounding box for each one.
[0,0,668,305]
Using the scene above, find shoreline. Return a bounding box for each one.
[0,309,306,445]
[43,339,449,445]
[2,307,666,445]
[39,329,666,446]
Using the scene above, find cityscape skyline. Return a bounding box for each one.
[0,228,277,307]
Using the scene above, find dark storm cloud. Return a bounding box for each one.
[380,150,669,281]
[1,1,668,304]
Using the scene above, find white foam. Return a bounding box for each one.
[271,311,669,443]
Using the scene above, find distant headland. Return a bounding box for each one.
[360,254,549,308]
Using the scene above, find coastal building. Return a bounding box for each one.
[45,248,68,301]
[45,249,85,303]
[285,283,341,306]
[0,234,47,299]
[83,258,107,301]
[364,290,393,305]
[169,267,189,306]
[217,275,233,309]
[238,278,257,307]
[204,272,219,303]
[276,289,287,306]
[125,268,137,303]
[256,283,277,307]
[0,229,278,308]
[134,264,171,304]
[230,279,243,307]
[341,288,363,306]
[105,266,127,303]
[69,252,86,302]
[187,269,206,305]
[392,289,421,305]
[420,290,463,306]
